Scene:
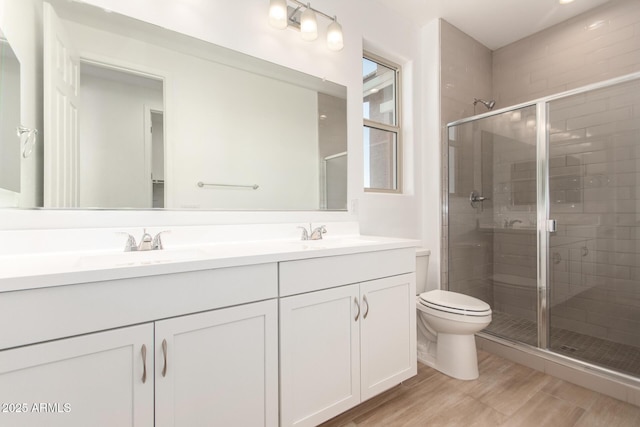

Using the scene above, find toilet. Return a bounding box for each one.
[416,249,492,380]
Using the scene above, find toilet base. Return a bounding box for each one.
[415,294,491,381]
[434,333,479,380]
[417,351,436,369]
[417,340,436,367]
[417,332,480,380]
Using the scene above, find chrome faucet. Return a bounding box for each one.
[298,224,327,240]
[122,233,138,252]
[298,226,309,241]
[121,229,170,251]
[138,229,154,251]
[310,225,327,240]
[152,231,170,250]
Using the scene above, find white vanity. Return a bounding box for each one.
[0,224,417,427]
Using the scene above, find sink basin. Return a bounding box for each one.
[287,237,381,250]
[75,248,208,269]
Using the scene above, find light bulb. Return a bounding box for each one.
[327,18,344,51]
[300,4,318,41]
[269,0,288,30]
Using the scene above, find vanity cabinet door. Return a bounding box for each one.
[154,299,278,427]
[0,324,154,427]
[360,273,417,401]
[280,284,361,427]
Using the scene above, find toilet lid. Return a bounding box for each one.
[419,290,491,315]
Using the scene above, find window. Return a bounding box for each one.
[362,52,401,192]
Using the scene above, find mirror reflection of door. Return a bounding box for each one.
[44,2,165,209]
[318,93,348,210]
[78,62,163,208]
[43,2,80,207]
[322,152,347,210]
[149,110,165,208]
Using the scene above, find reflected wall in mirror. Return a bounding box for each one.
[79,62,164,209]
[0,28,21,194]
[42,0,347,211]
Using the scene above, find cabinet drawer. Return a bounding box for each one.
[0,263,278,350]
[279,248,415,296]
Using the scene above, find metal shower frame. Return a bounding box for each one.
[443,71,640,353]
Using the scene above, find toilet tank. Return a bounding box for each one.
[416,248,431,295]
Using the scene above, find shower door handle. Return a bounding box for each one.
[547,219,557,233]
[470,190,489,208]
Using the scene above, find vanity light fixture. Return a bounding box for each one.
[559,0,575,4]
[300,4,318,41]
[268,0,344,51]
[326,17,344,51]
[269,0,288,29]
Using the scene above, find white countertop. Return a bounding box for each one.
[0,235,419,292]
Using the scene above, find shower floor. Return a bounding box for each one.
[486,310,640,378]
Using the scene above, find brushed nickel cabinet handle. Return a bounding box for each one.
[141,344,147,384]
[363,295,370,319]
[162,339,168,377]
[354,297,360,321]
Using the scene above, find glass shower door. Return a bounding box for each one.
[447,105,539,346]
[547,78,640,377]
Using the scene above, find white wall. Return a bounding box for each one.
[79,70,163,208]
[169,69,319,210]
[0,0,43,208]
[421,20,443,289]
[358,2,423,241]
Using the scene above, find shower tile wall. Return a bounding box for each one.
[442,0,640,336]
[488,0,640,350]
[493,0,640,108]
[455,107,539,321]
[447,125,495,304]
[488,108,538,322]
[440,20,492,293]
[440,20,493,123]
[548,78,640,348]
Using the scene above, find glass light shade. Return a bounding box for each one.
[300,7,318,41]
[269,0,288,30]
[327,19,344,51]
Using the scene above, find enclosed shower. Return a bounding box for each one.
[445,73,640,380]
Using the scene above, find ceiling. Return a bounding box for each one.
[375,0,612,50]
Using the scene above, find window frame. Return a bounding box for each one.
[362,50,402,194]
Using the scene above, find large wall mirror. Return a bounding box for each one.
[38,0,347,211]
[0,28,21,195]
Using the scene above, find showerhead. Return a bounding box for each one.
[473,98,496,110]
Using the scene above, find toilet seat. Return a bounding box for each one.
[418,290,491,317]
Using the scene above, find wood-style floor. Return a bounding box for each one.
[320,350,640,427]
